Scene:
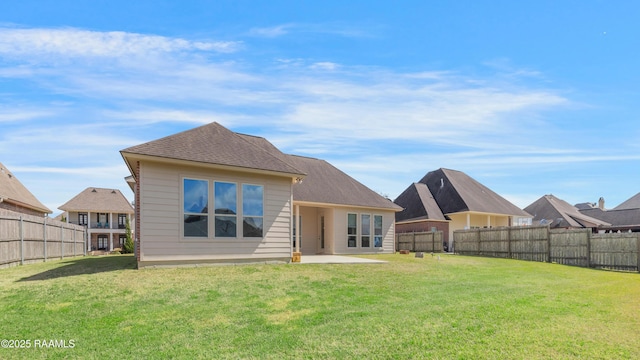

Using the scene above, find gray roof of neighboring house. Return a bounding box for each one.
[121,122,305,177]
[579,207,640,228]
[58,187,134,213]
[419,168,531,217]
[0,162,51,214]
[613,192,640,210]
[285,155,402,211]
[524,194,610,228]
[394,182,447,222]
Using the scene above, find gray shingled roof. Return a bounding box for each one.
[58,187,134,213]
[0,162,51,214]
[524,194,610,228]
[579,207,640,227]
[420,168,530,217]
[394,183,447,222]
[121,122,305,177]
[286,155,402,210]
[613,192,640,210]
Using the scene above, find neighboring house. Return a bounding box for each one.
[613,192,640,211]
[58,187,134,251]
[120,122,401,267]
[393,182,450,243]
[523,194,610,230]
[576,196,640,233]
[395,168,531,250]
[0,162,51,217]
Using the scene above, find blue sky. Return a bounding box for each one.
[1,1,639,215]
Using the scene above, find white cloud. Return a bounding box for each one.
[0,27,241,59]
[249,25,292,38]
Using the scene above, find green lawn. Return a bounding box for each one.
[1,254,639,359]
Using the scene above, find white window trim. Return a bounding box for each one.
[241,183,265,238]
[182,177,210,239]
[348,212,384,249]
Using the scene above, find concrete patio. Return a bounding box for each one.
[297,255,387,264]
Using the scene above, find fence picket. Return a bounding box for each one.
[453,226,639,273]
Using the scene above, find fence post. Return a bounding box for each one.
[636,235,640,273]
[547,226,551,263]
[73,225,76,257]
[20,216,24,265]
[60,224,64,260]
[412,232,416,252]
[507,226,512,259]
[84,228,87,256]
[44,217,47,261]
[586,230,591,268]
[477,229,481,255]
[432,232,435,252]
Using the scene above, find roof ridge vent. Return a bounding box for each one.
[92,189,97,192]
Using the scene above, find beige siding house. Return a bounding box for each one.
[121,122,400,268]
[58,188,134,252]
[0,162,51,217]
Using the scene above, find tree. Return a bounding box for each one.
[123,216,135,254]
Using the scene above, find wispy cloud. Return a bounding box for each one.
[2,25,615,211]
[0,27,241,59]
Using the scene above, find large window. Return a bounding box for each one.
[183,178,209,237]
[97,235,108,250]
[78,213,88,226]
[242,184,264,237]
[215,182,237,237]
[118,214,127,229]
[347,213,357,247]
[361,214,371,247]
[374,215,383,248]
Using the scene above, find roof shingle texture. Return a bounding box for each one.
[394,183,446,222]
[286,155,401,210]
[58,187,134,213]
[0,162,51,214]
[121,122,304,176]
[613,192,640,210]
[524,194,610,228]
[420,168,530,217]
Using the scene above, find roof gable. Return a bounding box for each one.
[613,192,640,210]
[420,168,530,217]
[394,183,446,222]
[58,187,134,213]
[0,162,51,214]
[524,194,610,228]
[287,155,401,211]
[121,122,304,177]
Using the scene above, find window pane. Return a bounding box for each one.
[361,214,370,235]
[243,217,263,237]
[348,213,357,247]
[347,214,357,235]
[215,216,237,237]
[374,215,383,247]
[184,215,208,237]
[184,179,208,214]
[215,182,237,215]
[242,184,263,216]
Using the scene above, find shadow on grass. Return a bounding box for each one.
[17,255,137,282]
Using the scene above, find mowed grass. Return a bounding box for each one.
[1,254,639,359]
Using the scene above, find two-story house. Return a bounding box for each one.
[58,187,134,252]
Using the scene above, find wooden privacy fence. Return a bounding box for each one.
[454,226,640,272]
[396,231,444,252]
[0,213,86,268]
